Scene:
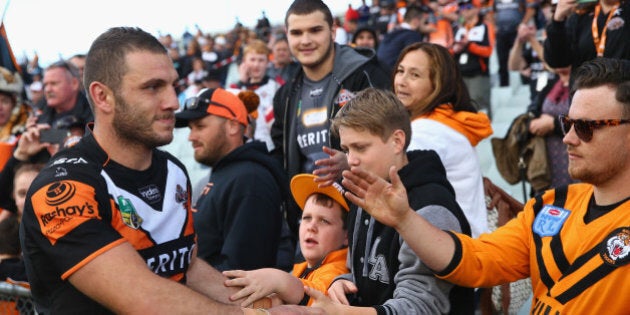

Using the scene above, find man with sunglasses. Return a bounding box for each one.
[175,87,292,273]
[331,58,630,314]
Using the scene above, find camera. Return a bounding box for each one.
[39,128,70,144]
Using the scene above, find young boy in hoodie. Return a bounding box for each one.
[312,88,474,315]
[223,173,350,307]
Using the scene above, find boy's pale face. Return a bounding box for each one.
[242,52,269,82]
[13,170,39,218]
[339,126,400,181]
[299,195,347,268]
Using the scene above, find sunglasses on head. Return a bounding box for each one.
[183,97,237,119]
[558,115,630,142]
[49,60,80,79]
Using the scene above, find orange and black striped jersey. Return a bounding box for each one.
[21,133,195,313]
[439,183,630,314]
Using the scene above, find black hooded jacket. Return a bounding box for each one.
[194,141,290,271]
[341,150,474,315]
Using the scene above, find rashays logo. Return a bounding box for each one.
[32,180,100,245]
[40,201,95,226]
[45,181,76,206]
[40,181,96,226]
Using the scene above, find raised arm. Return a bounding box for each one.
[341,166,455,272]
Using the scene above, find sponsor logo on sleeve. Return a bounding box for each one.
[32,180,100,245]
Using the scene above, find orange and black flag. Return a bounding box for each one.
[0,22,21,73]
[1,0,21,73]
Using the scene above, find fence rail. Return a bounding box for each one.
[0,281,37,314]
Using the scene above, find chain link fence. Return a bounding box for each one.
[0,281,37,315]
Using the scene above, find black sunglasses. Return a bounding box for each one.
[558,115,630,142]
[183,97,237,119]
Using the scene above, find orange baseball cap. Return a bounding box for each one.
[290,174,350,212]
[176,88,248,127]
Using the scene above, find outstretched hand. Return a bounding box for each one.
[304,286,339,315]
[223,269,284,307]
[327,279,357,305]
[341,165,412,229]
[313,146,349,187]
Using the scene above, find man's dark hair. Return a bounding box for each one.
[0,216,20,256]
[573,58,630,116]
[274,36,288,45]
[285,0,333,28]
[404,5,429,22]
[84,27,168,110]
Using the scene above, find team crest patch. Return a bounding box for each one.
[335,89,356,107]
[175,184,187,203]
[533,205,571,237]
[117,196,143,229]
[607,17,625,31]
[601,227,630,267]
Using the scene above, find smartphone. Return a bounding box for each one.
[40,129,70,144]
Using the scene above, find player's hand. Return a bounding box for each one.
[313,146,348,187]
[326,279,357,305]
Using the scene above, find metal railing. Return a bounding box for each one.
[0,281,37,314]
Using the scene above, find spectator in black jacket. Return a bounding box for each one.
[377,5,433,73]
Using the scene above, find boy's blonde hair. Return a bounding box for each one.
[331,88,411,150]
[243,39,270,58]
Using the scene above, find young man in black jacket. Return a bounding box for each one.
[271,0,390,238]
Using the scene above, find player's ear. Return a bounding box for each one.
[88,81,114,115]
